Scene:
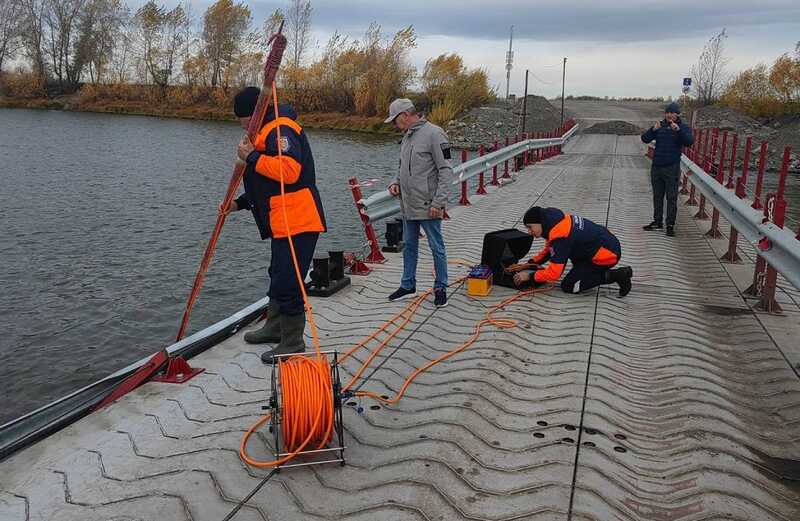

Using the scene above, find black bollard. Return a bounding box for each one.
[306,251,351,297]
[329,251,345,280]
[310,256,330,288]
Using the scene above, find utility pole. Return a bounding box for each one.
[521,69,529,133]
[560,57,567,126]
[505,25,514,101]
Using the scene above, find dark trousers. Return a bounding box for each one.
[560,239,621,294]
[269,232,319,316]
[651,163,680,227]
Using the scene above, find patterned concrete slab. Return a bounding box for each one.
[2,133,799,521]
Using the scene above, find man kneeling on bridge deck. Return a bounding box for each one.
[512,207,632,296]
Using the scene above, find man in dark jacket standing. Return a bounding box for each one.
[641,102,694,237]
[224,87,326,362]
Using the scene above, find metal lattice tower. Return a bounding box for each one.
[505,26,514,100]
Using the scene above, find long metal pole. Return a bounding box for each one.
[521,69,529,133]
[560,57,567,126]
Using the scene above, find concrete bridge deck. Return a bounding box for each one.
[2,132,800,521]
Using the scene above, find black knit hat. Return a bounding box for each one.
[233,86,260,117]
[522,206,543,225]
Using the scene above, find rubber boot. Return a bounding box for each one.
[606,266,633,297]
[244,301,281,344]
[260,312,306,363]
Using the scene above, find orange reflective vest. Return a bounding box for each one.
[235,105,326,240]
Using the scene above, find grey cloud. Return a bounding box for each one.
[249,0,800,42]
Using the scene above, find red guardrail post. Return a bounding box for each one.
[741,136,752,187]
[476,144,487,195]
[702,128,716,172]
[706,130,727,237]
[503,136,510,178]
[745,194,773,296]
[721,136,752,263]
[721,173,746,263]
[776,146,792,200]
[756,193,786,313]
[491,141,499,185]
[682,129,701,195]
[726,133,738,189]
[695,128,717,218]
[459,149,471,205]
[348,178,386,264]
[752,141,768,210]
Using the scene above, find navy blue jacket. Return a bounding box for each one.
[641,118,694,167]
[531,208,621,283]
[235,104,326,240]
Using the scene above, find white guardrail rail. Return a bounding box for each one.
[360,123,580,223]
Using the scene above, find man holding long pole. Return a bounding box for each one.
[223,88,326,362]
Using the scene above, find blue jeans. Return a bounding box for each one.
[401,219,448,290]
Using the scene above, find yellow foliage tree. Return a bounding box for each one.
[721,64,783,118]
[769,53,800,103]
[422,52,492,124]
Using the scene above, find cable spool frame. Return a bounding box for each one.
[268,350,346,469]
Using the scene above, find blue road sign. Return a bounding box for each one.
[683,77,692,86]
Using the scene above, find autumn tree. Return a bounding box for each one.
[41,0,88,91]
[202,0,251,88]
[692,28,729,106]
[0,0,24,72]
[74,0,128,84]
[422,52,491,122]
[19,0,48,87]
[352,23,416,117]
[132,1,191,89]
[721,64,778,118]
[109,25,133,83]
[284,0,311,70]
[223,51,263,88]
[769,53,800,103]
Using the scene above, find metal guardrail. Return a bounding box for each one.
[360,123,580,223]
[681,154,800,290]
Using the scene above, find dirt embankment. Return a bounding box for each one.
[445,96,567,149]
[583,120,643,135]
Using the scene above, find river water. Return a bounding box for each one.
[0,108,399,423]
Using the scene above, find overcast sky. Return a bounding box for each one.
[141,0,800,98]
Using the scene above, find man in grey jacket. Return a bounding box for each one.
[385,98,453,307]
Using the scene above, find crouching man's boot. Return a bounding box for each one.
[244,301,281,344]
[606,266,633,297]
[260,311,306,363]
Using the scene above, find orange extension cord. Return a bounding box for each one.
[239,83,552,467]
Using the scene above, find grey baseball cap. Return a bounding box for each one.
[384,98,415,123]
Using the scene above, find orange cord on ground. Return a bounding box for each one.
[346,284,552,405]
[239,83,551,468]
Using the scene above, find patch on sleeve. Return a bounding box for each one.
[279,136,290,153]
[440,143,451,160]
